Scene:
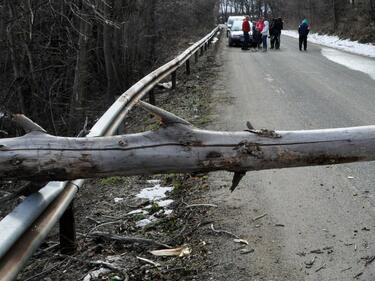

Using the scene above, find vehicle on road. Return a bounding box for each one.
[226,15,246,37]
[226,15,246,29]
[228,20,253,47]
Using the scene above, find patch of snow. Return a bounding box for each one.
[212,37,219,44]
[136,184,173,201]
[127,209,148,215]
[321,48,375,81]
[282,30,375,58]
[157,199,174,207]
[147,179,161,184]
[114,197,124,203]
[136,219,152,227]
[134,181,175,228]
[158,82,172,89]
[164,209,173,216]
[83,268,110,281]
[136,215,157,228]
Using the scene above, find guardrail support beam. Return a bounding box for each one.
[148,89,156,105]
[59,202,76,255]
[195,52,199,63]
[172,71,177,89]
[185,59,191,75]
[200,46,204,56]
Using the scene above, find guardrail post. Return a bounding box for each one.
[59,202,76,254]
[172,71,177,89]
[185,59,191,75]
[200,46,204,56]
[204,42,208,51]
[195,52,199,63]
[149,89,156,105]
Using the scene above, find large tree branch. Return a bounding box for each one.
[1,102,375,189]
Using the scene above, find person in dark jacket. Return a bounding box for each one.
[270,17,283,49]
[251,22,259,51]
[298,18,310,51]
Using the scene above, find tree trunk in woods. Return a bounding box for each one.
[5,0,25,114]
[70,12,90,130]
[332,0,338,31]
[103,0,118,102]
[370,0,375,20]
[257,1,262,17]
[2,102,375,186]
[146,0,157,67]
[264,2,268,17]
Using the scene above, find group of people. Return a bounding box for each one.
[241,16,311,52]
[241,16,284,52]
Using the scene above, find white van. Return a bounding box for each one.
[226,15,247,29]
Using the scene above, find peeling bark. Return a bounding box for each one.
[1,102,375,182]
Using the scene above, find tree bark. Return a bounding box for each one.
[103,0,118,102]
[2,102,375,182]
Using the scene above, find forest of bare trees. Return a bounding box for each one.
[220,0,375,41]
[0,0,217,135]
[1,0,373,136]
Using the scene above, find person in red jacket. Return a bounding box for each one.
[242,16,251,50]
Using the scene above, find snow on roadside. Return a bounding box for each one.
[321,48,375,80]
[130,181,175,228]
[282,30,375,58]
[136,184,173,201]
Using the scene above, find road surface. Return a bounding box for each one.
[205,34,375,280]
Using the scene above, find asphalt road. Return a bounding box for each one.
[206,34,375,280]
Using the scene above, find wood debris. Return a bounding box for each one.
[240,249,255,255]
[304,256,316,269]
[150,245,192,257]
[233,239,249,245]
[252,213,268,222]
[136,257,161,267]
[210,224,240,239]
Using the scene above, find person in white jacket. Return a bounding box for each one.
[261,19,270,52]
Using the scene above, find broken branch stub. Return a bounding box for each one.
[1,102,375,182]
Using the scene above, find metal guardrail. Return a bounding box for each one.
[0,26,220,281]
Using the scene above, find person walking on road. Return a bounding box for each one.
[270,17,283,50]
[242,16,252,50]
[298,18,310,51]
[261,18,270,52]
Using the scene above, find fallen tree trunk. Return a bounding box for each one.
[1,102,375,186]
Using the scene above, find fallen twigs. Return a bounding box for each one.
[136,257,161,267]
[184,203,218,208]
[210,224,240,239]
[89,231,172,249]
[252,213,268,222]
